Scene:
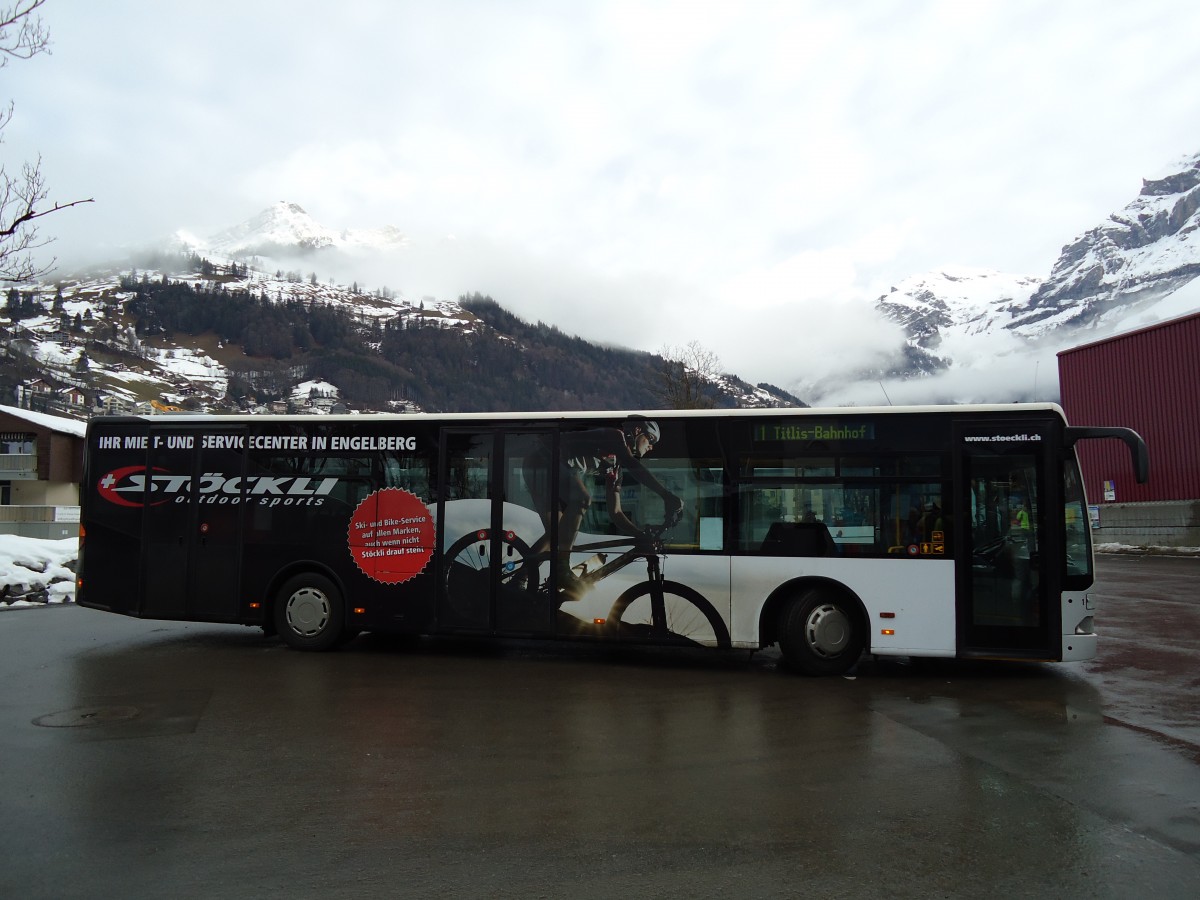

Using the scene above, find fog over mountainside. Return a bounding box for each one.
[0,204,803,415]
[807,151,1200,407]
[5,152,1200,415]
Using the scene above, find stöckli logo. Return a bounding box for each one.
[97,467,340,508]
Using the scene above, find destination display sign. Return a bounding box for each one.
[754,421,875,442]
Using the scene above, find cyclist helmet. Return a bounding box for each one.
[622,417,661,456]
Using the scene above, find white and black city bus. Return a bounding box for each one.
[76,404,1146,675]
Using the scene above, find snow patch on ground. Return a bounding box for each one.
[0,536,78,608]
[1095,542,1200,556]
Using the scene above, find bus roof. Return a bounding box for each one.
[86,402,1069,428]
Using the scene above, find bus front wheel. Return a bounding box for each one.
[274,573,346,651]
[777,589,864,676]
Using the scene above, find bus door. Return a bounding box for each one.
[139,425,246,621]
[954,421,1055,657]
[437,429,557,635]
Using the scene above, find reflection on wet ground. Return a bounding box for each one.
[1079,555,1200,754]
[1,556,1199,898]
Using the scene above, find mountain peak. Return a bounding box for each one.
[1141,152,1200,197]
[1016,151,1200,333]
[878,267,1041,337]
[188,202,407,258]
[823,150,1200,404]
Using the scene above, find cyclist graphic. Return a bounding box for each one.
[522,417,683,598]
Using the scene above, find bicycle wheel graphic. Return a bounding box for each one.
[607,580,731,648]
[443,530,537,623]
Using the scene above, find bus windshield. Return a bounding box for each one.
[1063,456,1092,585]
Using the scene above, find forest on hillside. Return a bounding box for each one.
[119,276,684,412]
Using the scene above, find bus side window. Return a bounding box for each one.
[628,459,725,552]
[383,454,431,501]
[738,484,840,552]
[760,521,838,557]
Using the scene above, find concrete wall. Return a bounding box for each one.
[0,521,78,540]
[1090,500,1200,549]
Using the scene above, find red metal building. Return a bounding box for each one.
[1058,310,1200,505]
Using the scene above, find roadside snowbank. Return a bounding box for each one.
[1096,543,1200,557]
[0,535,78,607]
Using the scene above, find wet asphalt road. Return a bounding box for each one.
[1,554,1199,899]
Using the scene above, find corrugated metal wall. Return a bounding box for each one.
[1058,311,1200,504]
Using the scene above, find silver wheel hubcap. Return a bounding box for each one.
[285,587,331,638]
[805,603,850,658]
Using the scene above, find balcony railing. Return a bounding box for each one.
[0,505,80,523]
[0,453,38,479]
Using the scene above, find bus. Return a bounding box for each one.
[76,404,1147,675]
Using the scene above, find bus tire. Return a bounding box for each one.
[274,573,346,651]
[777,588,864,676]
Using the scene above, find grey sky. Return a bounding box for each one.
[8,0,1200,393]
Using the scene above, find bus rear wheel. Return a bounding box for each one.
[275,573,346,651]
[777,588,864,676]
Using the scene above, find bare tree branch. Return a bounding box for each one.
[1,1,92,282]
[0,169,93,239]
[0,1,49,65]
[656,340,723,409]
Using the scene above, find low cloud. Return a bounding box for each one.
[809,332,1064,408]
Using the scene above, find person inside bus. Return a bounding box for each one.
[523,417,683,600]
[1009,495,1037,616]
[920,501,944,539]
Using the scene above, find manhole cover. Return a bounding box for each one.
[33,705,141,728]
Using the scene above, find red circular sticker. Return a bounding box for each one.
[348,488,435,584]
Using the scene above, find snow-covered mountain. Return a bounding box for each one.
[176,201,408,259]
[822,151,1200,405]
[876,268,1043,375]
[1012,151,1200,335]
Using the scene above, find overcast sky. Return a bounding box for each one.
[8,0,1200,397]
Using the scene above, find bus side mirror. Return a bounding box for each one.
[1064,426,1149,484]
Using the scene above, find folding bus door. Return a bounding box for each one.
[954,420,1055,658]
[437,429,556,635]
[140,425,246,621]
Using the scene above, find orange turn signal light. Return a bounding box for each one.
[881,629,895,636]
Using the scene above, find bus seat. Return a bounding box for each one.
[760,522,838,557]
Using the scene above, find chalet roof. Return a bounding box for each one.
[0,404,87,438]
